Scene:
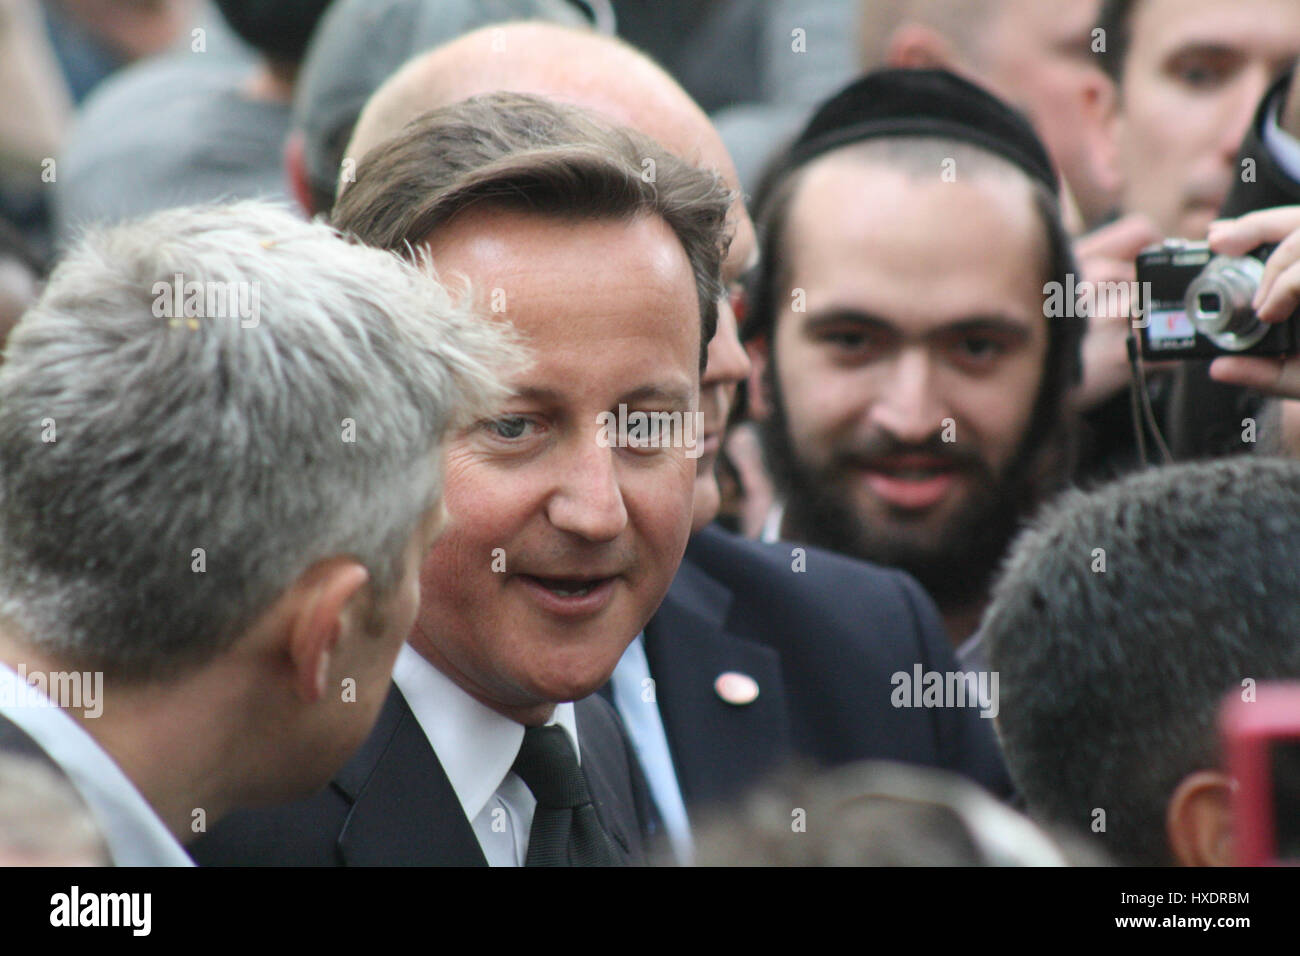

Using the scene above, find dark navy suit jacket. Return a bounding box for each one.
[190,690,646,866]
[638,524,1014,811]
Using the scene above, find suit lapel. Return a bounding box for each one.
[644,557,792,808]
[573,696,642,865]
[335,685,486,866]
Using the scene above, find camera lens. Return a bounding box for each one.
[1185,256,1268,351]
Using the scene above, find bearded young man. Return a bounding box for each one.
[745,70,1084,654]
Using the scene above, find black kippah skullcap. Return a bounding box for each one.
[781,68,1058,195]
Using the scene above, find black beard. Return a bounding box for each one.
[759,377,1040,616]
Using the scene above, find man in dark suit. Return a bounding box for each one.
[0,201,512,866]
[193,93,733,866]
[306,23,1013,868]
[191,689,646,866]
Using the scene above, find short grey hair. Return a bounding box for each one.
[983,456,1300,864]
[0,201,520,682]
[332,92,734,372]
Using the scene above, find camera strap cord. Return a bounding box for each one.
[1127,332,1173,468]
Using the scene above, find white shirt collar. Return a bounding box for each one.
[760,501,786,544]
[391,643,578,823]
[1263,88,1300,182]
[0,662,193,866]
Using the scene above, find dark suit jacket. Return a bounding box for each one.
[1165,71,1298,460]
[190,686,646,866]
[635,524,1014,812]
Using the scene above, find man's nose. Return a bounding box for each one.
[1220,66,1272,161]
[702,299,752,388]
[546,436,629,542]
[867,349,948,444]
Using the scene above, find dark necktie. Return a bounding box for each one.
[511,724,623,866]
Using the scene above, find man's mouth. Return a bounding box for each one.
[855,456,963,511]
[516,573,619,616]
[524,575,603,597]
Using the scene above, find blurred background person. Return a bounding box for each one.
[1098,0,1300,241]
[286,0,603,218]
[691,761,1086,866]
[52,0,333,241]
[2,0,236,256]
[0,0,73,258]
[857,0,1120,233]
[42,0,202,103]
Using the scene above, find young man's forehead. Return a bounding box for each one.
[783,149,1043,262]
[1128,0,1300,60]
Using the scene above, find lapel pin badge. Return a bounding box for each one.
[714,671,759,706]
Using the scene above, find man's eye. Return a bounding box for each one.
[483,416,534,440]
[1180,65,1222,88]
[952,337,1004,365]
[820,329,871,350]
[1170,55,1232,91]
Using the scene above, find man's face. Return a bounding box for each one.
[755,155,1049,609]
[977,0,1119,228]
[694,198,756,531]
[1116,0,1300,238]
[411,208,699,724]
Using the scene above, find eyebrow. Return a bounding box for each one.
[1164,42,1244,62]
[802,308,1035,342]
[508,383,695,408]
[619,383,695,408]
[509,386,567,405]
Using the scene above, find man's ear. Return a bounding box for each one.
[885,23,962,71]
[283,131,315,217]
[1078,72,1124,211]
[1166,770,1234,866]
[287,560,371,704]
[745,334,773,421]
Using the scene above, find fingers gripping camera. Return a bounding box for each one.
[1135,240,1300,359]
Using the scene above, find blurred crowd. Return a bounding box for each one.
[3,0,1300,869]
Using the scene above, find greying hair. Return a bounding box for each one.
[333,91,734,372]
[0,201,520,682]
[982,456,1300,865]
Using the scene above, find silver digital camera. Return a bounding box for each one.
[1134,239,1299,359]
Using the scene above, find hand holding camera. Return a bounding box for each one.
[1169,206,1300,398]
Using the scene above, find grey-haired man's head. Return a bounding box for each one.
[0,200,520,805]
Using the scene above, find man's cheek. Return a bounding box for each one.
[795,387,867,464]
[635,471,694,549]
